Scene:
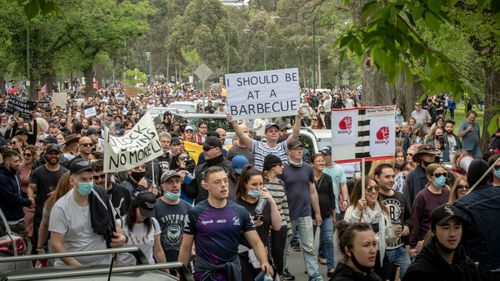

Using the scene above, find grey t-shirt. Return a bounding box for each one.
[154,198,191,262]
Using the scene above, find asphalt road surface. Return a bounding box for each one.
[285,234,331,280]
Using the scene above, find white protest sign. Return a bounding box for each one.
[225,68,300,119]
[368,108,395,157]
[52,92,67,109]
[103,112,163,172]
[84,107,97,118]
[331,109,358,145]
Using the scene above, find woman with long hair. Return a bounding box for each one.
[19,145,38,240]
[409,163,451,258]
[311,153,336,277]
[36,172,72,255]
[330,221,382,281]
[341,178,396,280]
[448,176,468,204]
[236,166,281,281]
[117,191,166,267]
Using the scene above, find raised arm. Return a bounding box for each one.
[286,108,304,144]
[227,113,253,150]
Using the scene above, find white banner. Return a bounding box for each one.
[84,107,97,118]
[331,109,358,145]
[370,117,395,157]
[103,112,163,172]
[225,68,300,119]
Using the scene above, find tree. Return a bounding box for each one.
[337,0,499,149]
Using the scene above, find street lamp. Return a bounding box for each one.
[264,45,272,71]
[145,51,151,84]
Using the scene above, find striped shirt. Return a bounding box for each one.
[264,178,291,233]
[252,140,288,171]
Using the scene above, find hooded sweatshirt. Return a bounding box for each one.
[403,237,480,281]
[330,262,382,281]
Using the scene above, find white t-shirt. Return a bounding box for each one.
[410,109,431,126]
[49,191,110,266]
[116,216,161,265]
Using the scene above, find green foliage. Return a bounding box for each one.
[122,69,147,85]
[11,0,64,19]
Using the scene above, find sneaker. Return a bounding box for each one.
[318,256,327,265]
[281,269,295,280]
[290,243,301,252]
[327,268,335,278]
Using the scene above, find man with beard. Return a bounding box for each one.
[92,160,131,218]
[404,144,440,208]
[30,144,68,251]
[155,170,191,263]
[0,150,34,239]
[443,120,462,163]
[374,164,412,279]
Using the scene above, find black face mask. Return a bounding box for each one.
[131,171,145,182]
[350,251,372,273]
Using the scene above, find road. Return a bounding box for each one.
[285,235,331,280]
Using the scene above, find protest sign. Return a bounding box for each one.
[103,112,163,172]
[6,95,37,119]
[52,92,67,109]
[225,68,300,119]
[125,85,138,97]
[331,106,395,163]
[183,141,203,165]
[84,107,97,118]
[331,109,358,145]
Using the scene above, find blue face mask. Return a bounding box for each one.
[165,191,180,200]
[247,189,262,198]
[494,168,500,179]
[434,175,446,188]
[77,182,93,196]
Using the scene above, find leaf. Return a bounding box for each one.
[426,0,442,14]
[424,11,441,30]
[361,1,379,19]
[24,0,40,19]
[487,113,500,136]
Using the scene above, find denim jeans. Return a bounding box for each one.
[385,245,411,278]
[313,216,334,271]
[291,216,323,281]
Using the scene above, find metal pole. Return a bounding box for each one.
[312,17,316,92]
[166,45,170,82]
[26,24,31,99]
[149,56,152,84]
[227,32,230,73]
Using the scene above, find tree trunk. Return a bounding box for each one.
[94,64,104,90]
[84,65,94,97]
[481,67,500,151]
[0,76,5,95]
[395,73,423,119]
[44,75,54,95]
[362,68,395,106]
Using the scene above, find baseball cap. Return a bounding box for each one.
[287,140,304,150]
[203,136,222,151]
[46,144,60,153]
[265,123,280,132]
[86,126,101,136]
[68,158,93,175]
[320,147,332,156]
[431,204,462,227]
[40,136,57,144]
[136,191,156,218]
[184,125,194,132]
[160,170,181,183]
[231,155,249,174]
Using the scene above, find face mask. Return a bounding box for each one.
[247,189,262,198]
[494,168,500,179]
[77,182,93,196]
[165,191,180,200]
[131,171,145,182]
[60,122,66,127]
[433,175,446,188]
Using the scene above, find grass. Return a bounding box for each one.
[453,103,484,134]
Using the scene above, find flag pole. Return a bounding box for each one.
[361,158,366,199]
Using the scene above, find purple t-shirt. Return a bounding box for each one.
[409,187,450,246]
[184,200,255,280]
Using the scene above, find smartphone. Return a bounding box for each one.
[254,215,263,221]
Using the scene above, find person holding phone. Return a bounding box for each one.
[235,166,281,281]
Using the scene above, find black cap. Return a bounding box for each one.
[265,123,280,132]
[136,191,156,218]
[15,128,29,136]
[203,136,222,150]
[40,135,57,144]
[320,147,332,156]
[287,140,304,150]
[46,144,60,154]
[86,126,101,136]
[263,154,282,172]
[467,159,489,187]
[160,170,181,183]
[431,204,462,227]
[163,111,172,117]
[69,158,93,175]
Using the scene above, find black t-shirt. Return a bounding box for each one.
[31,165,68,219]
[236,197,271,248]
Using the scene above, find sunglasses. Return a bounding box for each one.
[366,186,379,193]
[93,174,106,180]
[203,146,216,152]
[81,143,94,147]
[434,172,447,178]
[199,126,207,129]
[24,153,32,156]
[456,184,468,190]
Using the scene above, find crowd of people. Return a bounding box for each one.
[0,82,499,281]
